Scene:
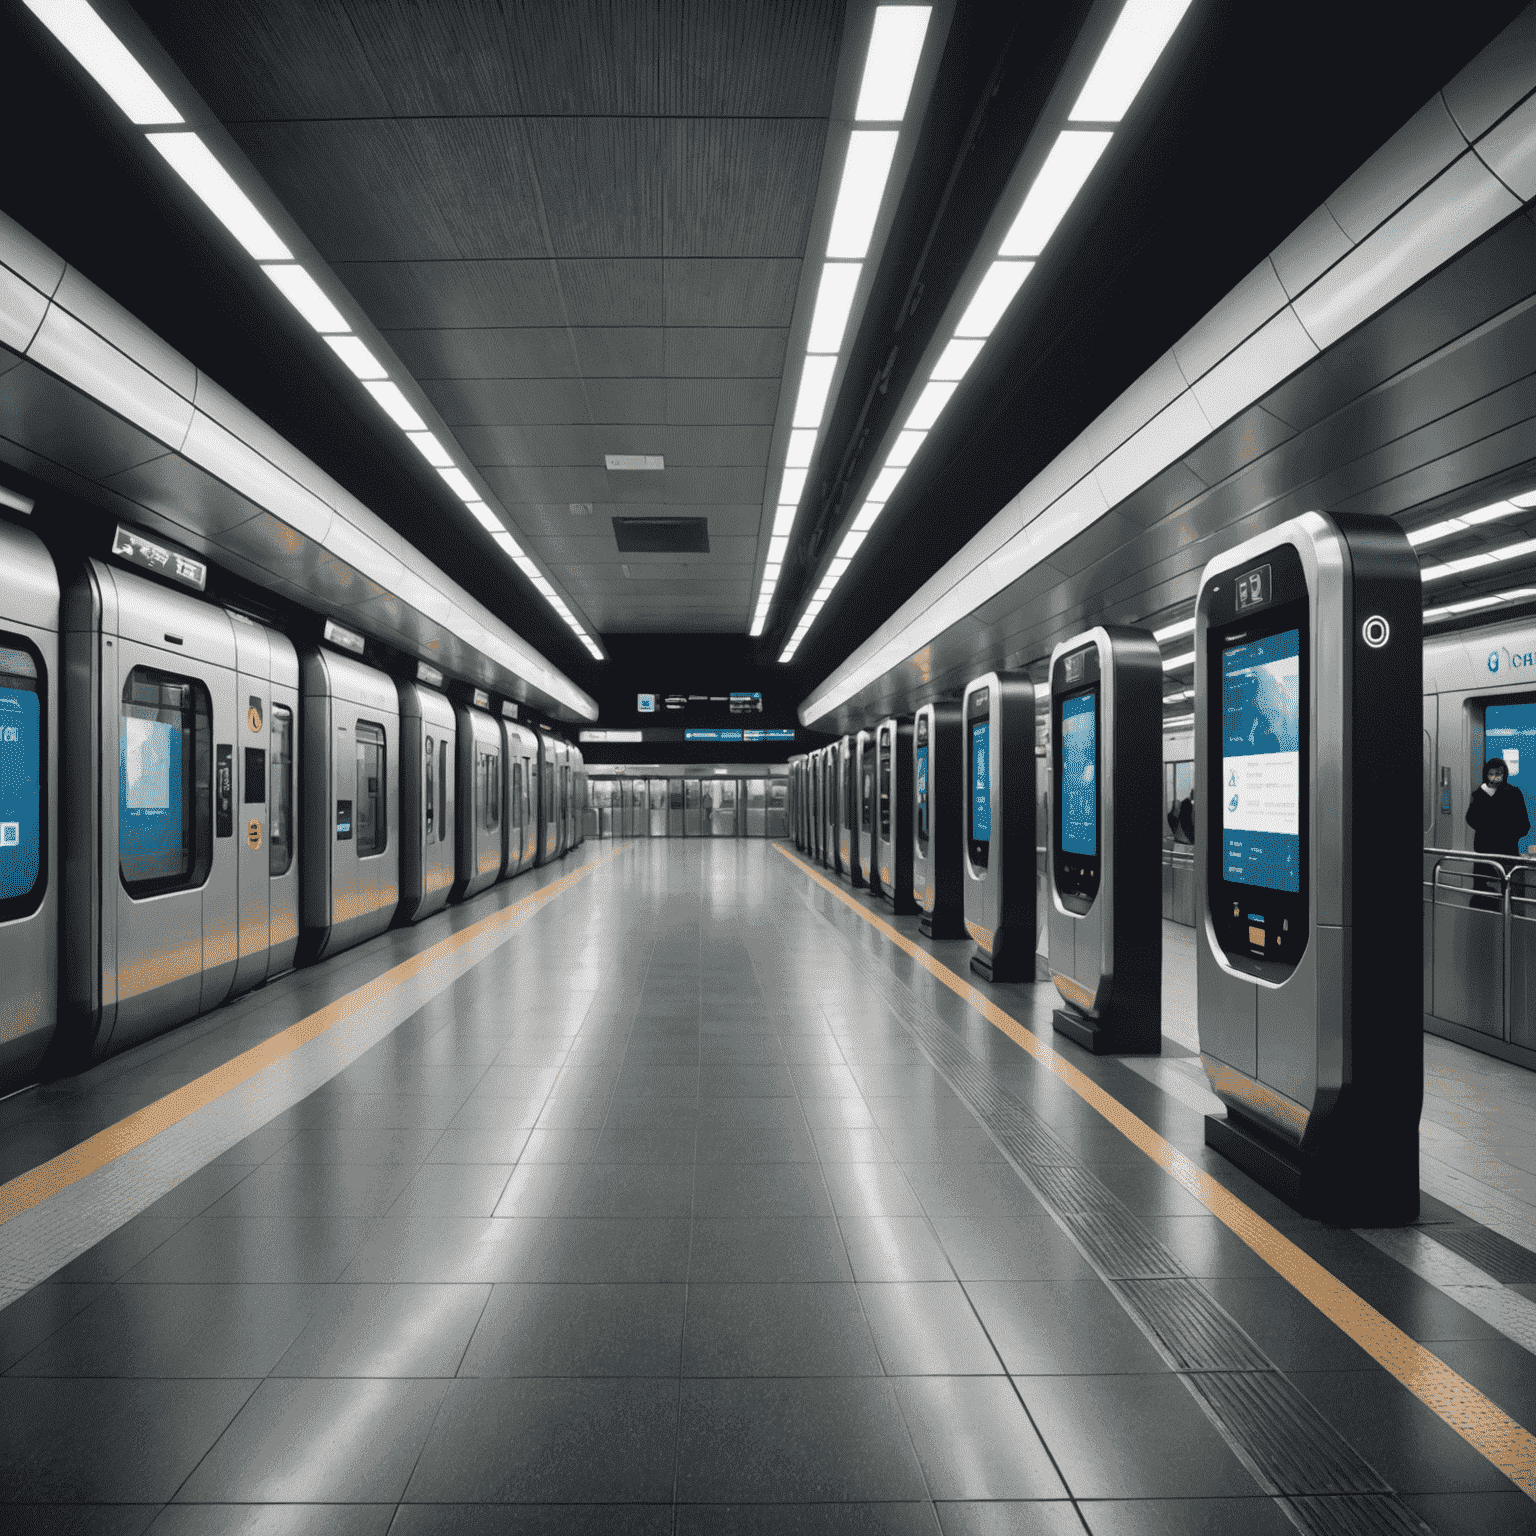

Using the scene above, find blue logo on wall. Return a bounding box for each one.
[1490,651,1501,674]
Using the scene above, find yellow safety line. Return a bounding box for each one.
[774,841,1536,1499]
[0,844,631,1228]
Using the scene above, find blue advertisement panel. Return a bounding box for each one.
[0,681,40,901]
[915,745,929,836]
[120,712,186,883]
[970,722,991,842]
[1060,691,1097,856]
[1485,699,1536,857]
[1221,628,1301,893]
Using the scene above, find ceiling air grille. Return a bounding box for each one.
[612,517,710,554]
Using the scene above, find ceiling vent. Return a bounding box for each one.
[612,517,709,554]
[605,454,664,471]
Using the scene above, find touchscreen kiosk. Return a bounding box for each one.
[962,671,1036,982]
[875,717,916,913]
[1196,511,1421,1224]
[913,702,964,937]
[1048,627,1162,1054]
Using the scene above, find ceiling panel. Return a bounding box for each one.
[385,327,580,381]
[526,119,664,258]
[422,377,591,426]
[336,260,567,329]
[554,261,666,327]
[658,0,844,116]
[666,378,781,425]
[570,329,668,378]
[528,533,759,562]
[470,423,769,467]
[663,328,787,378]
[501,503,765,538]
[580,379,671,423]
[662,259,803,327]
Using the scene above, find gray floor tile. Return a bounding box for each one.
[265,1125,447,1164]
[859,1282,1004,1375]
[405,1377,679,1501]
[695,1125,819,1164]
[593,1124,701,1162]
[148,1505,395,1535]
[392,1508,673,1535]
[199,1162,414,1219]
[930,1219,1094,1282]
[1072,1499,1296,1536]
[494,1162,591,1217]
[676,1378,928,1502]
[966,1282,1171,1376]
[176,1377,448,1502]
[694,1163,833,1219]
[0,1282,109,1373]
[689,1219,854,1282]
[424,1126,532,1164]
[840,1216,955,1281]
[821,1163,928,1218]
[459,1283,686,1376]
[676,1506,942,1534]
[935,1503,1084,1535]
[896,1377,1067,1499]
[387,1163,514,1217]
[271,1283,490,1377]
[122,1218,382,1284]
[903,1167,1047,1220]
[52,1216,188,1285]
[1402,1490,1536,1536]
[682,1283,884,1376]
[564,1162,696,1218]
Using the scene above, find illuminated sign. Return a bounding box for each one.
[743,729,795,741]
[112,525,207,592]
[685,729,742,742]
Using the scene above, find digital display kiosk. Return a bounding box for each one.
[1048,628,1162,1054]
[913,702,964,938]
[962,672,1036,982]
[1196,512,1421,1224]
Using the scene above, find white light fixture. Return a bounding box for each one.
[780,466,809,505]
[147,133,292,260]
[906,381,958,431]
[1407,501,1519,546]
[885,429,927,468]
[405,431,453,467]
[1069,0,1195,124]
[854,5,933,121]
[769,536,789,562]
[1153,615,1195,641]
[955,261,1033,338]
[785,429,818,469]
[838,529,867,559]
[25,0,183,124]
[323,335,387,380]
[772,504,798,538]
[437,465,478,502]
[869,464,906,501]
[1000,131,1113,257]
[261,262,350,332]
[807,263,863,354]
[1162,714,1194,729]
[470,503,503,531]
[1162,650,1195,671]
[362,381,427,432]
[931,338,986,381]
[852,502,883,533]
[826,132,900,259]
[793,355,839,430]
[491,528,521,553]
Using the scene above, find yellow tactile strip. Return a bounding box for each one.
[0,845,630,1230]
[774,841,1536,1501]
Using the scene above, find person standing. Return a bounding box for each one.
[1466,757,1530,911]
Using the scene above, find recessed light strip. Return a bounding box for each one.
[777,0,1194,662]
[32,0,602,662]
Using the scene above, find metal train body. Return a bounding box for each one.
[0,520,589,1095]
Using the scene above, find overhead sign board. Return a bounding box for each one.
[112,525,207,592]
[685,728,743,742]
[322,619,365,656]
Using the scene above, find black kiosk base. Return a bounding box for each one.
[1051,1007,1161,1056]
[1204,1109,1419,1226]
[969,947,1032,983]
[921,912,967,941]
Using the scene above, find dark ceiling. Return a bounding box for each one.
[3,0,1527,716]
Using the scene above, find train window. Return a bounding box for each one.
[862,760,873,832]
[424,733,435,838]
[439,739,449,841]
[482,749,501,831]
[269,705,293,877]
[0,638,46,921]
[120,666,211,897]
[355,720,386,857]
[512,761,523,837]
[879,735,891,840]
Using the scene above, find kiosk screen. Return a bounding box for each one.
[0,642,41,914]
[1485,698,1536,857]
[915,744,929,843]
[1060,692,1097,856]
[970,719,991,867]
[1221,629,1300,894]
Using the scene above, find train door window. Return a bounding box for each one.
[355,720,386,857]
[861,758,873,833]
[120,666,211,896]
[424,734,435,838]
[439,739,449,841]
[878,733,891,840]
[512,761,523,840]
[0,639,45,920]
[482,749,501,831]
[268,705,294,877]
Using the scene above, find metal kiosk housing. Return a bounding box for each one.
[913,701,964,937]
[962,672,1036,982]
[1047,626,1163,1054]
[1196,510,1422,1224]
[875,717,915,913]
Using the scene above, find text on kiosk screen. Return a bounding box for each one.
[1221,628,1300,894]
[1060,692,1096,857]
[971,722,990,842]
[0,681,39,899]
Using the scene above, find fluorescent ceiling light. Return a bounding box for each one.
[829,558,850,577]
[1163,714,1194,729]
[807,263,863,353]
[1154,615,1195,641]
[1408,501,1520,546]
[826,132,899,259]
[906,381,957,431]
[405,430,453,467]
[854,6,933,121]
[147,133,291,260]
[469,503,502,531]
[852,502,883,533]
[438,466,478,502]
[838,529,867,559]
[323,335,387,380]
[785,429,818,469]
[491,530,521,553]
[931,338,985,381]
[25,0,184,124]
[1000,131,1113,257]
[262,262,349,332]
[869,464,905,501]
[362,381,427,432]
[886,429,927,468]
[1069,0,1195,124]
[1162,649,1194,671]
[769,536,789,561]
[750,617,766,637]
[793,355,838,430]
[955,261,1033,337]
[780,466,809,504]
[772,504,798,538]
[762,563,781,580]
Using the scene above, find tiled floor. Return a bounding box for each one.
[0,839,1534,1533]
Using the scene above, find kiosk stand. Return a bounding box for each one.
[1197,511,1421,1224]
[876,717,916,913]
[1048,627,1163,1054]
[962,672,1036,982]
[913,702,965,938]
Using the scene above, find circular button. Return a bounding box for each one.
[1362,615,1391,649]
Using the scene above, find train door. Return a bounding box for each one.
[453,704,502,901]
[684,779,702,836]
[651,779,668,837]
[746,778,767,836]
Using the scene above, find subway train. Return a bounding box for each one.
[0,518,586,1098]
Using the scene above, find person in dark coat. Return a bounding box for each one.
[1466,757,1530,910]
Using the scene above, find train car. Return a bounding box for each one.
[500,716,540,879]
[61,560,300,1061]
[570,744,586,849]
[535,731,560,866]
[396,680,456,924]
[453,699,504,903]
[300,648,400,961]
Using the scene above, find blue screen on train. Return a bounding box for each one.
[1485,699,1536,856]
[1221,629,1300,893]
[915,745,929,836]
[0,684,40,900]
[1060,691,1097,856]
[120,713,186,881]
[971,722,991,842]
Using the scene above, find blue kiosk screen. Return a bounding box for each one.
[971,722,991,842]
[915,745,929,836]
[0,673,40,902]
[1221,628,1301,893]
[1060,692,1097,856]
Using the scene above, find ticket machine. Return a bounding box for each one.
[1196,511,1421,1223]
[961,673,1036,981]
[1047,627,1163,1054]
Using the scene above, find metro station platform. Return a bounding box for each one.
[1,840,1534,1535]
